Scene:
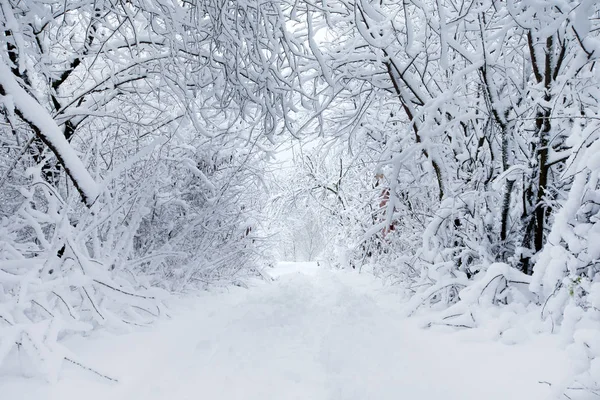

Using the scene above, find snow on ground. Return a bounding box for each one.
[1,262,571,400]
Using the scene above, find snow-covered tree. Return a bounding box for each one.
[0,0,315,379]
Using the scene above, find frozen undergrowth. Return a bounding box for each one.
[0,160,267,381]
[396,261,600,398]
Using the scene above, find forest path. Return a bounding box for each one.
[3,262,569,400]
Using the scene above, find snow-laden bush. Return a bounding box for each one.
[0,171,168,381]
[530,117,600,395]
[0,0,290,379]
[0,132,272,380]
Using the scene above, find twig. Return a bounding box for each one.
[478,274,505,304]
[64,357,119,383]
[83,287,105,320]
[52,291,76,319]
[93,279,155,299]
[0,135,35,188]
[31,300,54,317]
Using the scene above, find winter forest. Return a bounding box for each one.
[1,0,600,398]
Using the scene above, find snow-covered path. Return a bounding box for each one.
[2,262,570,400]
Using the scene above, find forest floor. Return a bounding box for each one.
[1,262,572,400]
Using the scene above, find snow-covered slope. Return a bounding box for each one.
[1,263,570,400]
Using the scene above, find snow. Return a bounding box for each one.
[1,263,571,400]
[0,59,100,206]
